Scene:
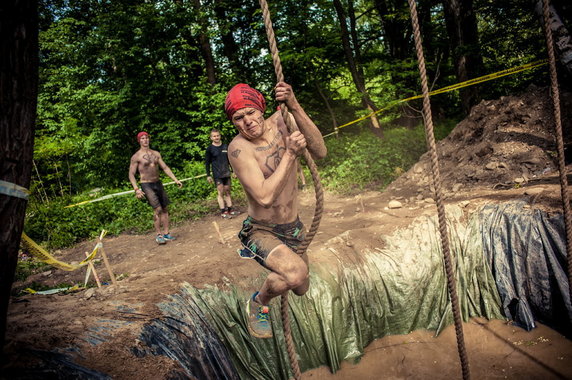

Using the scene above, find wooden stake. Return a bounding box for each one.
[85,252,102,288]
[96,229,116,285]
[99,245,117,286]
[212,221,226,244]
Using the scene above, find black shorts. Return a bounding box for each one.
[140,181,169,209]
[214,177,231,186]
[237,216,306,268]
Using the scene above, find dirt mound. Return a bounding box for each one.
[4,86,572,379]
[388,85,571,208]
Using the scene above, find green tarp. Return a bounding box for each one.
[139,205,505,379]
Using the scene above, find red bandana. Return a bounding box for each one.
[137,131,149,142]
[224,84,266,120]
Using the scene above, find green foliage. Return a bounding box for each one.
[24,160,225,250]
[15,259,48,283]
[319,120,457,194]
[28,0,555,249]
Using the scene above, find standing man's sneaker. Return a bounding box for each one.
[229,209,241,216]
[163,233,176,241]
[246,292,272,338]
[155,234,166,245]
[221,211,232,219]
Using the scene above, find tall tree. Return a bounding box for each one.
[0,0,38,346]
[443,0,484,114]
[333,0,383,136]
[191,0,216,84]
[373,0,412,60]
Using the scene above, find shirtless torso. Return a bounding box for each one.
[229,111,299,223]
[128,133,181,200]
[225,82,326,338]
[130,148,163,184]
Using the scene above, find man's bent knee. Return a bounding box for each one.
[284,265,308,290]
[266,246,308,290]
[292,276,310,296]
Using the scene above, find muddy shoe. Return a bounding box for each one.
[246,292,272,338]
[163,233,176,241]
[155,234,166,245]
[221,211,232,219]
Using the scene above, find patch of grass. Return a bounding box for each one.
[15,258,48,282]
[318,120,457,194]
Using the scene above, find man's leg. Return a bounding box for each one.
[247,244,308,338]
[153,207,166,244]
[216,182,230,218]
[159,207,170,236]
[256,245,309,304]
[223,184,232,209]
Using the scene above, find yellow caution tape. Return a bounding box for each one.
[327,59,548,136]
[23,285,81,295]
[21,232,100,271]
[65,173,206,208]
[62,61,547,206]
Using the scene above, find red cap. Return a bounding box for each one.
[224,84,266,120]
[137,131,149,142]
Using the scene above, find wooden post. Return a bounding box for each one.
[212,221,225,244]
[85,252,102,288]
[98,230,116,285]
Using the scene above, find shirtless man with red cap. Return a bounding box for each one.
[129,131,183,245]
[226,82,327,338]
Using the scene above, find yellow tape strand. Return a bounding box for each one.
[21,232,100,271]
[61,62,547,206]
[332,60,548,132]
[64,174,206,208]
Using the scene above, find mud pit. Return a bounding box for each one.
[4,86,572,379]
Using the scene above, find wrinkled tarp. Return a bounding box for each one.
[141,205,506,379]
[15,202,571,379]
[480,201,572,335]
[3,349,112,380]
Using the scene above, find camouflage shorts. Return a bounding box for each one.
[237,216,306,268]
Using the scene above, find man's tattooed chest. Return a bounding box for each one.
[262,146,286,176]
[142,153,158,166]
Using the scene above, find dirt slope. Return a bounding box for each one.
[4,86,572,379]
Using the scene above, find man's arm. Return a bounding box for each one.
[204,147,214,183]
[228,135,305,208]
[275,81,327,160]
[157,153,183,188]
[128,155,145,199]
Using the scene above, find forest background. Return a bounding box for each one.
[27,0,571,249]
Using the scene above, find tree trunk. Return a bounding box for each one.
[191,0,216,84]
[315,82,338,136]
[0,0,38,348]
[333,0,383,136]
[213,2,251,82]
[443,0,484,114]
[535,0,572,76]
[373,0,412,59]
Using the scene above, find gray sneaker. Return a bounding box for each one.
[155,234,166,245]
[246,292,272,338]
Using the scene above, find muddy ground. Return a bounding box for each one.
[3,86,572,379]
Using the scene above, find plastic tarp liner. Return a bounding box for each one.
[480,201,572,335]
[137,205,506,379]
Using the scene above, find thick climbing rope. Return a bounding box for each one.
[406,0,471,379]
[542,0,572,307]
[258,1,325,379]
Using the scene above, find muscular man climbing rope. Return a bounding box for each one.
[226,82,327,338]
